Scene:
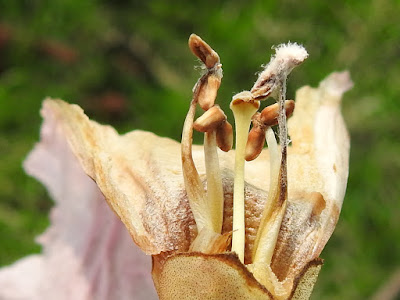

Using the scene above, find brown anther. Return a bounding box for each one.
[216,121,233,152]
[188,34,220,69]
[245,126,266,161]
[250,75,277,101]
[260,100,295,127]
[193,105,226,132]
[245,114,266,161]
[197,73,222,111]
[309,192,326,217]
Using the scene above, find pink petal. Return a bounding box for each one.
[0,102,157,300]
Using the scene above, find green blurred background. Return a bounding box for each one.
[1,0,399,299]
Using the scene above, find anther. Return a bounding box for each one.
[216,120,233,152]
[188,34,220,69]
[251,43,308,102]
[193,105,226,132]
[245,124,265,161]
[260,100,295,127]
[183,34,226,235]
[251,76,277,101]
[245,101,295,161]
[197,73,222,111]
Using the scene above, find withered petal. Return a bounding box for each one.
[43,99,199,255]
[0,102,157,299]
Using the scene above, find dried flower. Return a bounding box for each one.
[0,34,352,300]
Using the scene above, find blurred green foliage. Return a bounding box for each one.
[1,0,399,299]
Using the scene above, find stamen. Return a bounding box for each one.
[216,120,233,152]
[230,91,260,263]
[189,34,222,111]
[260,100,295,127]
[197,73,222,111]
[251,43,308,266]
[245,101,295,162]
[188,34,220,69]
[182,33,225,235]
[245,114,265,161]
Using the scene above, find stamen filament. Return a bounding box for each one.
[204,130,224,233]
[252,127,285,264]
[253,79,289,266]
[230,96,260,263]
[181,95,213,232]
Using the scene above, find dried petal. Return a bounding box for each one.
[42,99,197,255]
[0,104,157,299]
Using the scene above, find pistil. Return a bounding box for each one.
[230,92,260,263]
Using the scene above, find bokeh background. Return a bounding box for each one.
[1,0,399,299]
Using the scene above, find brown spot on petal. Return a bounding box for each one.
[270,197,321,282]
[309,192,326,218]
